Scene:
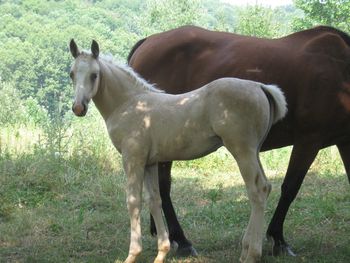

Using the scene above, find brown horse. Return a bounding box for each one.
[128,25,350,257]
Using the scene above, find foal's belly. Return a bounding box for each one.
[149,135,223,163]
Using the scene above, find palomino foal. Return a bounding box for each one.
[69,40,287,263]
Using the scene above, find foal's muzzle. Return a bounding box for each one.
[72,101,88,117]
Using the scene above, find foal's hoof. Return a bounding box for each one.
[267,237,296,257]
[171,241,198,257]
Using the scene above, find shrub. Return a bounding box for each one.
[0,81,27,126]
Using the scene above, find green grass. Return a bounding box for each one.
[1,115,349,263]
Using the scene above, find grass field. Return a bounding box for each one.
[1,112,349,263]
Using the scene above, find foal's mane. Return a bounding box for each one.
[99,53,164,93]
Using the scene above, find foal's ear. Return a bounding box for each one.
[91,40,99,59]
[70,39,80,58]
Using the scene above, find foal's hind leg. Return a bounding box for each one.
[144,164,171,263]
[227,145,271,263]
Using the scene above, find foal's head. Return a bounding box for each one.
[69,39,101,116]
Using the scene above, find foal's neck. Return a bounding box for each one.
[92,59,148,121]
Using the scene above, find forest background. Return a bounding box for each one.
[1,0,349,121]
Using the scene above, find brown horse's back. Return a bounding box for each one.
[129,25,350,150]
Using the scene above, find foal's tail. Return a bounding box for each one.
[260,84,288,124]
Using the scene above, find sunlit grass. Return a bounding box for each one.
[0,116,349,262]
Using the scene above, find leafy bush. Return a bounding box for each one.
[0,81,27,126]
[24,97,48,126]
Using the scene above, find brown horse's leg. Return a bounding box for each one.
[266,140,320,256]
[150,161,197,257]
[337,142,350,183]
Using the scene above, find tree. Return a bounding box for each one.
[0,81,26,126]
[235,5,278,38]
[293,0,350,32]
[140,0,204,34]
[0,0,143,117]
[0,0,299,120]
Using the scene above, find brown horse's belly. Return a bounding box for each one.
[260,119,294,151]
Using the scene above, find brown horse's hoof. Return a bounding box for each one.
[176,245,198,257]
[267,236,297,257]
[273,244,296,257]
[171,241,198,257]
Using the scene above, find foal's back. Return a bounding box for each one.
[140,78,271,163]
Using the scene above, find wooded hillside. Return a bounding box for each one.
[1,0,348,122]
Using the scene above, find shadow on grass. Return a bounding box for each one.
[161,169,350,263]
[0,153,349,263]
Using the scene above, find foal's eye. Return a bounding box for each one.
[91,73,98,81]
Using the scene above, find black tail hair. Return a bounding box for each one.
[127,38,147,64]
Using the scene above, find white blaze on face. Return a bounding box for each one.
[70,54,100,117]
[72,56,100,104]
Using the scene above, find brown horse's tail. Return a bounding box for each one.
[127,38,147,64]
[261,84,288,124]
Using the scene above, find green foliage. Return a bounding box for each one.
[141,0,203,34]
[235,5,278,37]
[1,0,348,120]
[24,97,48,126]
[0,0,143,117]
[202,2,238,32]
[293,0,350,32]
[0,81,27,125]
[0,80,48,127]
[207,183,224,204]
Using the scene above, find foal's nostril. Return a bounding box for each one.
[72,103,86,116]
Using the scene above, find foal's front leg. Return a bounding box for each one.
[144,164,171,263]
[122,155,145,263]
